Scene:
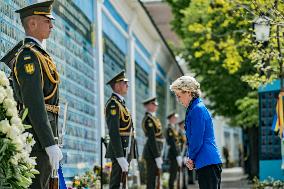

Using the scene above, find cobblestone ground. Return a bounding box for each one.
[186,179,252,189]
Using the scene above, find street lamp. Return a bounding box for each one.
[253,16,271,42]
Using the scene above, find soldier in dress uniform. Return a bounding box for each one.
[166,112,182,189]
[0,1,63,189]
[141,97,164,189]
[105,70,135,189]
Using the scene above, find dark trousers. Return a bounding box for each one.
[196,164,222,189]
[109,159,123,189]
[146,158,158,189]
[30,150,51,189]
[169,158,178,189]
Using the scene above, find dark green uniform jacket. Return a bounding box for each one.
[11,38,59,151]
[178,128,187,155]
[142,112,164,159]
[166,125,180,160]
[105,93,133,159]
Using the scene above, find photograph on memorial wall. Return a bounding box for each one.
[47,0,98,178]
[0,0,31,74]
[156,76,166,126]
[135,63,150,156]
[103,34,126,102]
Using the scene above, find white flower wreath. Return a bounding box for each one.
[0,70,39,188]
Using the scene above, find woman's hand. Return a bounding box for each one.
[185,158,194,170]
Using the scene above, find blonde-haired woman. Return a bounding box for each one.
[170,76,222,189]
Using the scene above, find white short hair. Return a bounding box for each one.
[170,76,201,97]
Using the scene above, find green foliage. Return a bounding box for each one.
[233,91,258,128]
[166,0,284,127]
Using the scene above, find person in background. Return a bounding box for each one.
[170,76,222,189]
[142,97,164,189]
[222,146,229,168]
[166,112,182,189]
[1,1,63,188]
[105,70,134,189]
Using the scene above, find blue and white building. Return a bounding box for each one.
[0,0,184,179]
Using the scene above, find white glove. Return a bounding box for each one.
[116,157,129,172]
[155,157,163,169]
[45,145,63,171]
[176,156,182,167]
[183,157,188,164]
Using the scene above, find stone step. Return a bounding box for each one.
[221,167,247,182]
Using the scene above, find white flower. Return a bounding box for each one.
[0,86,6,103]
[24,144,32,154]
[6,107,18,117]
[5,87,14,99]
[0,119,11,134]
[10,117,24,132]
[25,156,37,166]
[10,156,19,165]
[3,98,17,109]
[10,117,22,125]
[13,137,24,151]
[0,93,5,104]
[6,126,20,140]
[0,71,9,87]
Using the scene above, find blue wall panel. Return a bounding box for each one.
[260,160,284,180]
[135,63,150,156]
[102,13,127,54]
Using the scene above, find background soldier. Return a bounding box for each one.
[105,70,134,189]
[0,1,63,188]
[166,113,182,189]
[142,97,164,189]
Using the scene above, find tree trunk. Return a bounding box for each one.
[247,126,259,179]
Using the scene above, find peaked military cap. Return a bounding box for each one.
[106,70,129,85]
[143,96,158,105]
[15,0,55,20]
[167,112,178,119]
[0,40,24,69]
[178,120,185,125]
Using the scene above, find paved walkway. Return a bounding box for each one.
[186,167,252,189]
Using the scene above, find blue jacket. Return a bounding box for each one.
[185,98,222,169]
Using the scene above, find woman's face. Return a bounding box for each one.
[175,90,192,107]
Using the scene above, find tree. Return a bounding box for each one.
[166,0,284,179]
[167,0,257,127]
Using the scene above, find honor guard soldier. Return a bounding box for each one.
[166,112,182,189]
[142,97,164,189]
[178,120,195,186]
[0,1,63,189]
[105,70,135,189]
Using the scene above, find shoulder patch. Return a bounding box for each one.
[24,63,35,74]
[111,107,117,115]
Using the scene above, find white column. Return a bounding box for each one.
[127,21,136,130]
[95,0,105,141]
[150,44,160,96]
[230,129,235,162]
[165,77,170,120]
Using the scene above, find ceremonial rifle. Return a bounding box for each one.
[50,101,68,189]
[156,139,165,189]
[120,127,134,189]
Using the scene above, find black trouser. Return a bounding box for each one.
[30,150,51,189]
[169,158,178,189]
[109,158,123,189]
[145,158,158,189]
[196,164,222,189]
